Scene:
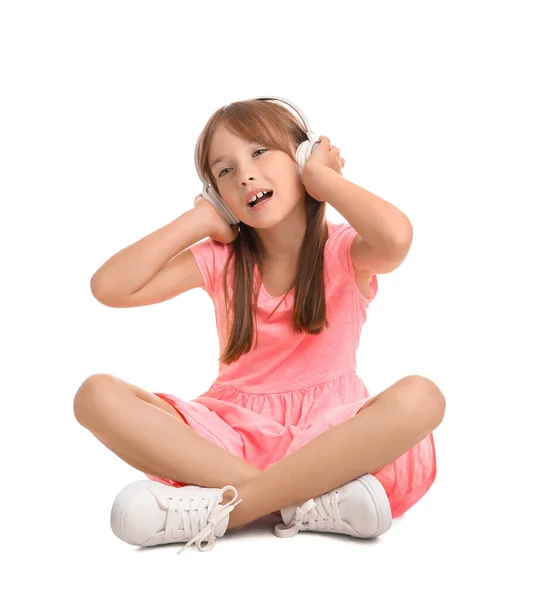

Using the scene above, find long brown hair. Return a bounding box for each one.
[197,99,329,364]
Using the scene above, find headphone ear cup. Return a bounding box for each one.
[202,186,241,226]
[295,139,321,181]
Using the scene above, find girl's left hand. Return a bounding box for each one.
[302,136,345,199]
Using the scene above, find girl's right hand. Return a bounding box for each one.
[193,193,240,245]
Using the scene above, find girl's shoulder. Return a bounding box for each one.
[188,236,231,297]
[326,221,379,305]
[325,220,357,263]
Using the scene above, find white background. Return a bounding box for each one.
[2,1,536,597]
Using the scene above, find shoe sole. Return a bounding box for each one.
[356,474,392,537]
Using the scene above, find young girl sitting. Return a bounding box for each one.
[74,96,445,557]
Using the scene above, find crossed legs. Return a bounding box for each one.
[73,374,445,530]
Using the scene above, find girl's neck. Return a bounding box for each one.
[257,206,307,263]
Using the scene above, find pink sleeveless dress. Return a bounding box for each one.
[147,221,437,518]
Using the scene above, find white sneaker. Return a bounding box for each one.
[110,480,243,555]
[274,474,392,539]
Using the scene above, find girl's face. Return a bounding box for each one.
[207,124,305,227]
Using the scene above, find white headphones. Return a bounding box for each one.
[193,96,320,226]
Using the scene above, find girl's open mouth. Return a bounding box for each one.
[248,191,273,210]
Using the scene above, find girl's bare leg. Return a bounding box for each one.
[224,375,446,530]
[73,374,264,490]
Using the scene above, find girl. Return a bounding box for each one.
[75,97,445,557]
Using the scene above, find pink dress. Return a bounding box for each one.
[147,221,436,518]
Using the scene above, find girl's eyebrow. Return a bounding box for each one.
[210,156,226,169]
[210,142,259,169]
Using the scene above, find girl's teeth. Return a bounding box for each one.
[250,191,272,206]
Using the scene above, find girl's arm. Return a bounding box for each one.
[90,206,216,304]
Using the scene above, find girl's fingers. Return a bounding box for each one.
[319,136,345,168]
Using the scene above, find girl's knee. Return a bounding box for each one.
[73,373,116,425]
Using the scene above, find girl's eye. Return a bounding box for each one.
[218,149,268,178]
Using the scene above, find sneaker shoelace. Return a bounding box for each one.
[162,485,243,555]
[274,489,343,538]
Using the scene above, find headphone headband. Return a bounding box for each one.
[243,96,313,137]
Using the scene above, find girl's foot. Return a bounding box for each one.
[274,474,392,539]
[110,480,243,555]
